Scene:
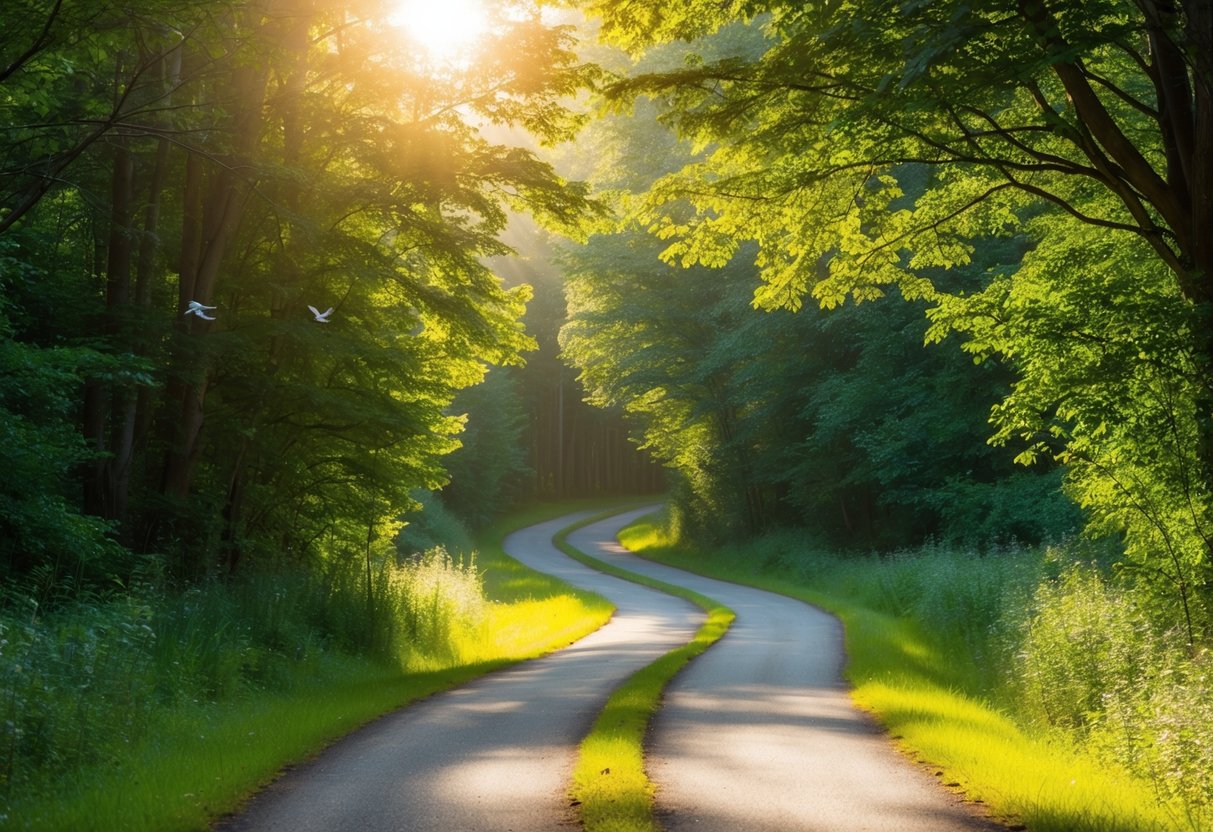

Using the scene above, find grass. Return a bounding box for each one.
[619,516,1210,832]
[4,501,615,832]
[554,508,735,832]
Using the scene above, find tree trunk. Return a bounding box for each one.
[82,142,134,517]
[218,5,310,571]
[159,55,269,503]
[116,44,182,528]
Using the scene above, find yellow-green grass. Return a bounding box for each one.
[9,501,616,832]
[554,509,735,832]
[619,517,1208,832]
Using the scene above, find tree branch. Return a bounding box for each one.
[1017,0,1185,242]
[0,0,62,84]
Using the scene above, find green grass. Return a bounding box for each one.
[619,517,1210,832]
[18,660,527,832]
[5,501,615,832]
[554,508,735,832]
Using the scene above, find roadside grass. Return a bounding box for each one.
[555,509,734,832]
[619,517,1209,832]
[4,501,614,832]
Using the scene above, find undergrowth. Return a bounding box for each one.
[0,501,613,831]
[622,515,1213,832]
[0,548,483,821]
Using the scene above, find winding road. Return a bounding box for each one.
[220,507,1001,831]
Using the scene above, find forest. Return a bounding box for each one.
[2,0,1211,829]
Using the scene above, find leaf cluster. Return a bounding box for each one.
[570,0,1213,632]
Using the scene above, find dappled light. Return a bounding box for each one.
[3,1,1212,830]
[216,512,701,832]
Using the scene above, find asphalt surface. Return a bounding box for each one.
[594,506,1003,832]
[218,510,702,831]
[219,507,1001,832]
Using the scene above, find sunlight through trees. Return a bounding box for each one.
[4,1,1213,828]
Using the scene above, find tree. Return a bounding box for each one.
[0,0,600,586]
[439,367,532,529]
[560,45,1073,544]
[576,0,1212,635]
[489,210,666,503]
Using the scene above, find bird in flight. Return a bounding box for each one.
[308,305,334,323]
[185,300,217,320]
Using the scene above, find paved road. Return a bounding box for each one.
[218,511,702,831]
[595,506,1002,832]
[220,507,1000,831]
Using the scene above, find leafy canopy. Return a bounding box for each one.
[573,0,1213,632]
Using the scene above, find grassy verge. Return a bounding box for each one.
[619,516,1208,832]
[7,501,614,832]
[554,508,735,832]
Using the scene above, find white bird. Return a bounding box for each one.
[185,300,217,320]
[308,305,334,323]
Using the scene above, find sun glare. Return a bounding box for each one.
[389,0,489,62]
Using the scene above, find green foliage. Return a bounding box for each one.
[2,503,613,832]
[1015,563,1213,810]
[0,543,486,812]
[570,0,1213,635]
[923,217,1213,636]
[0,0,604,595]
[630,513,1213,827]
[562,238,1078,545]
[562,175,1075,545]
[440,368,533,528]
[557,28,1083,548]
[0,288,128,583]
[841,543,1213,814]
[562,230,769,537]
[1017,565,1156,732]
[396,490,477,556]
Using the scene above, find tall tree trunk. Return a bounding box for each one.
[115,44,182,527]
[82,142,134,517]
[1174,3,1213,594]
[219,4,311,572]
[159,53,269,503]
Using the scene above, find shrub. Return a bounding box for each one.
[395,491,475,557]
[1014,562,1213,810]
[0,545,487,812]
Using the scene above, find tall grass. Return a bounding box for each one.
[1013,565,1213,813]
[0,500,614,831]
[622,517,1213,832]
[0,547,484,819]
[548,507,734,832]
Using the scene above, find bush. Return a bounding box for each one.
[0,592,158,803]
[395,491,474,557]
[1014,562,1213,809]
[1015,564,1152,732]
[0,545,487,811]
[929,471,1082,546]
[732,525,1213,815]
[396,548,486,658]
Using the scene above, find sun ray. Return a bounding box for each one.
[389,0,488,62]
